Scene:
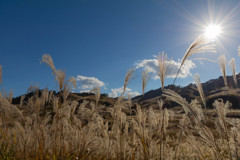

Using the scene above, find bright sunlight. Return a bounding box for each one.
[204,24,221,41]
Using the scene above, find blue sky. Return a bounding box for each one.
[1,0,240,97]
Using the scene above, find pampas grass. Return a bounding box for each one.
[218,54,227,87]
[158,52,172,91]
[68,76,77,89]
[173,35,215,84]
[141,70,151,97]
[55,70,66,92]
[41,54,56,73]
[121,69,135,97]
[41,55,77,102]
[91,87,101,107]
[229,58,237,86]
[194,73,206,109]
[41,54,66,93]
[20,95,25,108]
[2,44,240,159]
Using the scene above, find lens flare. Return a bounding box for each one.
[204,24,221,41]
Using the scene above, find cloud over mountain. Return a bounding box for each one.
[76,75,105,92]
[108,87,140,98]
[135,58,196,79]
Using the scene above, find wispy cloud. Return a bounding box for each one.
[75,75,105,92]
[108,87,140,98]
[79,90,91,93]
[135,58,195,79]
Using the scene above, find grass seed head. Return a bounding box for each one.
[173,35,215,84]
[229,58,237,86]
[121,69,136,97]
[218,54,227,87]
[194,73,206,109]
[141,70,151,97]
[41,54,56,73]
[158,52,172,91]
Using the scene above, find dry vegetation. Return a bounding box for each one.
[1,39,240,160]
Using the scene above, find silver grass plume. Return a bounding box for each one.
[41,54,56,73]
[62,88,70,103]
[121,69,135,97]
[158,52,172,91]
[20,95,25,108]
[212,98,232,158]
[158,99,164,110]
[41,88,49,106]
[0,98,23,119]
[8,90,13,104]
[68,76,77,89]
[91,87,101,107]
[141,70,151,97]
[218,54,227,87]
[55,70,66,92]
[163,108,169,135]
[47,90,53,103]
[163,89,205,124]
[173,35,215,84]
[27,83,39,94]
[212,98,231,130]
[194,73,206,109]
[147,107,157,129]
[229,58,237,86]
[42,54,67,92]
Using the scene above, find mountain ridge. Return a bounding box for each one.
[133,73,240,108]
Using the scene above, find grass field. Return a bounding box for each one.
[1,43,240,159]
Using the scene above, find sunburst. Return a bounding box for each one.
[204,24,221,41]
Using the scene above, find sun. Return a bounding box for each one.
[204,24,221,41]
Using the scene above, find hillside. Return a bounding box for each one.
[12,73,240,109]
[133,73,240,109]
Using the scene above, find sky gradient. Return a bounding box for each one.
[1,0,240,97]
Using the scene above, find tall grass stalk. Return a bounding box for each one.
[120,69,135,97]
[173,35,215,84]
[141,70,151,98]
[68,76,77,89]
[41,54,65,93]
[194,73,206,109]
[20,95,25,108]
[229,58,237,86]
[158,52,172,91]
[91,87,101,107]
[213,99,233,159]
[218,54,227,87]
[41,54,56,73]
[41,54,77,103]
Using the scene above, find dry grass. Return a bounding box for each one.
[194,73,206,109]
[158,52,172,91]
[229,58,237,86]
[1,42,240,160]
[121,69,135,97]
[218,54,227,87]
[173,35,215,84]
[141,70,151,97]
